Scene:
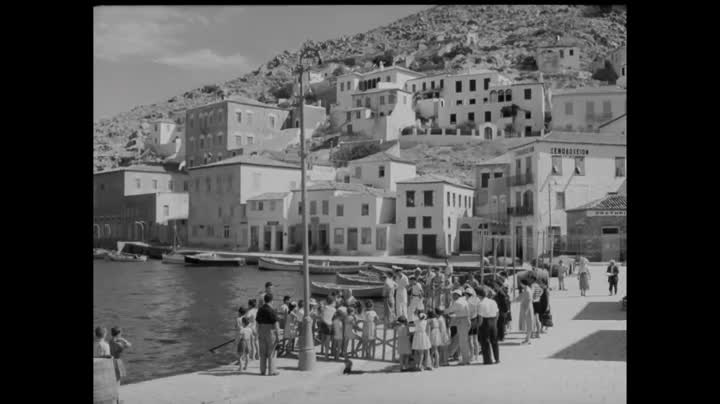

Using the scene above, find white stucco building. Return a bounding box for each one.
[346,150,417,191]
[246,192,293,252]
[536,40,581,73]
[551,86,626,132]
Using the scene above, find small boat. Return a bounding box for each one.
[258,257,366,274]
[184,252,245,267]
[162,250,205,264]
[105,251,148,262]
[335,272,384,286]
[310,281,384,298]
[93,248,110,260]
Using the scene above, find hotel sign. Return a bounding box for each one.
[587,210,626,217]
[266,221,279,226]
[515,146,534,156]
[551,147,589,156]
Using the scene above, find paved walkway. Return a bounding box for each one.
[120,264,626,404]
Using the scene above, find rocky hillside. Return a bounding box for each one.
[94,5,626,171]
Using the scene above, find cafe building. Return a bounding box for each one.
[565,191,627,261]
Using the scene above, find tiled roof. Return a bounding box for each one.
[396,174,474,190]
[349,151,416,165]
[566,194,627,212]
[188,155,300,171]
[507,131,627,151]
[598,113,626,128]
[616,179,626,196]
[350,87,411,96]
[247,192,291,201]
[94,164,172,175]
[293,181,396,197]
[189,96,287,112]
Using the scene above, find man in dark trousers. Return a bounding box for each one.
[493,281,510,342]
[256,293,280,376]
[607,260,620,296]
[477,287,500,364]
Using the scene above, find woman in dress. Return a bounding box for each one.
[109,326,132,386]
[407,277,425,323]
[394,269,409,320]
[577,257,591,296]
[514,279,535,344]
[361,300,379,359]
[428,310,441,368]
[412,311,433,371]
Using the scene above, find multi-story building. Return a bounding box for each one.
[395,175,475,257]
[346,150,417,191]
[93,165,190,246]
[286,182,397,256]
[405,69,547,139]
[503,132,626,263]
[334,64,425,110]
[184,96,292,169]
[186,155,301,249]
[473,154,511,227]
[551,86,626,132]
[536,40,581,73]
[245,192,293,252]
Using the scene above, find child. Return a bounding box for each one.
[236,317,253,370]
[109,327,132,385]
[412,310,432,371]
[332,310,345,361]
[361,300,378,359]
[283,302,298,355]
[245,299,259,360]
[344,307,358,358]
[428,310,441,368]
[435,308,450,366]
[93,326,111,358]
[396,316,411,371]
[279,296,291,329]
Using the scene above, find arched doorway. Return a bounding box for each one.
[484,127,493,140]
[459,223,473,252]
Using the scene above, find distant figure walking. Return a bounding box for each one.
[557,260,567,291]
[577,257,591,296]
[109,326,132,385]
[607,260,620,296]
[93,326,111,358]
[256,293,280,376]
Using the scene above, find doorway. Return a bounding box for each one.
[275,228,283,252]
[459,231,473,252]
[422,234,437,256]
[404,234,418,255]
[263,227,272,251]
[347,228,358,251]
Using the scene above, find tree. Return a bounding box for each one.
[592,60,619,84]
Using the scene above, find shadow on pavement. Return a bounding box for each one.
[573,301,626,320]
[549,330,626,362]
[198,369,265,376]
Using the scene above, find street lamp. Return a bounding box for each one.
[295,40,322,372]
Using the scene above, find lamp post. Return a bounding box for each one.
[296,40,322,372]
[547,180,554,270]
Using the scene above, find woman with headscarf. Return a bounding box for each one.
[577,257,591,297]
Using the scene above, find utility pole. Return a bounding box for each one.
[548,180,554,270]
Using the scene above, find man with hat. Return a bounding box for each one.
[394,268,409,320]
[477,287,500,365]
[445,288,471,365]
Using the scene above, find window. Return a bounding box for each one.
[355,111,361,119]
[586,101,595,116]
[183,181,188,191]
[269,115,276,129]
[356,99,362,108]
[502,108,512,118]
[448,217,451,229]
[525,126,532,136]
[218,205,223,217]
[408,217,416,229]
[135,178,141,189]
[361,227,371,244]
[386,76,391,82]
[354,166,362,178]
[379,96,385,105]
[336,203,344,216]
[207,225,214,237]
[389,94,396,104]
[552,156,563,175]
[247,112,253,125]
[199,137,204,149]
[456,99,463,106]
[343,176,350,183]
[469,79,476,91]
[376,228,386,250]
[247,135,255,145]
[455,81,462,93]
[412,84,416,93]
[361,204,369,216]
[440,79,444,88]
[615,157,626,177]
[498,91,505,103]
[310,201,317,215]
[365,98,371,108]
[450,114,457,125]
[192,226,198,236]
[565,102,573,115]
[346,112,351,122]
[406,191,415,207]
[227,174,233,191]
[556,192,565,210]
[447,191,450,205]
[163,205,169,217]
[224,225,230,239]
[525,111,531,119]
[574,156,585,176]
[524,89,532,100]
[481,173,490,188]
[484,111,491,122]
[423,190,433,206]
[469,98,476,105]
[334,228,344,244]
[378,165,385,178]
[298,201,303,215]
[570,49,574,56]
[603,100,612,115]
[422,82,426,91]
[559,49,564,58]
[340,82,345,91]
[152,179,158,190]
[422,216,432,229]
[468,112,475,122]
[270,201,276,211]
[322,200,329,215]
[452,193,456,207]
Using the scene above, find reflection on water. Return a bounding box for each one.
[94,259,332,384]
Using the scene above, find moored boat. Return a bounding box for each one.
[93,248,110,260]
[184,252,245,267]
[310,281,384,298]
[258,257,366,274]
[162,250,204,264]
[335,272,384,286]
[105,251,148,262]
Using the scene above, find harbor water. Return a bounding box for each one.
[93,259,337,384]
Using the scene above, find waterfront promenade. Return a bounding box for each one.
[119,264,626,404]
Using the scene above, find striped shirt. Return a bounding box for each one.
[532,283,543,303]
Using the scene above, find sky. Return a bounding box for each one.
[93,5,432,121]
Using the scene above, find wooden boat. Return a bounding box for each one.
[257,257,366,274]
[335,272,384,286]
[93,248,110,260]
[184,252,245,267]
[310,281,384,298]
[162,250,204,264]
[105,251,148,262]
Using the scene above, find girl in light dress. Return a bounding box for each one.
[427,310,441,368]
[412,310,433,371]
[407,277,425,323]
[361,300,379,359]
[343,307,359,358]
[435,308,451,366]
[283,302,298,354]
[395,316,411,371]
[245,299,259,360]
[332,310,345,361]
[515,279,535,344]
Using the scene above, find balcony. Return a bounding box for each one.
[507,205,534,216]
[508,172,534,186]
